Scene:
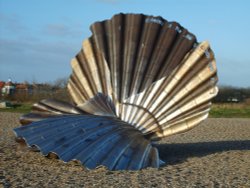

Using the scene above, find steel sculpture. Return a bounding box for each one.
[13,13,218,170]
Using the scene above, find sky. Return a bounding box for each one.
[0,0,249,87]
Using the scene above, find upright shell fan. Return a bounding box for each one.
[13,13,218,170]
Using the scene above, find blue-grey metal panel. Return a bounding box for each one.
[13,115,162,170]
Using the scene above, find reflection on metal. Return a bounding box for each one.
[14,115,162,170]
[13,13,218,170]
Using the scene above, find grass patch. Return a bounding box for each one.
[1,102,249,118]
[0,103,32,114]
[209,103,250,118]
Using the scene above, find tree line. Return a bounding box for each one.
[213,86,250,103]
[2,78,250,104]
[1,78,70,103]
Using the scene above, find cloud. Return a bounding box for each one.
[96,0,123,4]
[0,37,78,82]
[42,22,85,39]
[0,37,74,55]
[44,23,72,37]
[0,13,27,34]
[0,13,84,83]
[0,12,85,40]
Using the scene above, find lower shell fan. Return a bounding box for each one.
[14,115,163,170]
[13,13,218,170]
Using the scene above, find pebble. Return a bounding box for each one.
[0,112,250,187]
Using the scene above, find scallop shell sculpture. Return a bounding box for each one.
[13,13,218,170]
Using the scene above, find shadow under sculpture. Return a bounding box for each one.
[13,13,218,170]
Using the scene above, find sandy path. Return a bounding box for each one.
[0,112,249,187]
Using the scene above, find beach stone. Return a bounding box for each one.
[0,112,250,187]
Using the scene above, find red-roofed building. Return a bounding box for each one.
[0,81,5,90]
[15,83,29,94]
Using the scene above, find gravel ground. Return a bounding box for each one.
[0,112,250,188]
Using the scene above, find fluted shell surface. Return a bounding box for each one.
[14,115,161,170]
[14,13,218,170]
[15,98,164,170]
[67,13,218,140]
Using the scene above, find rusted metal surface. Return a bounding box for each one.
[13,13,218,170]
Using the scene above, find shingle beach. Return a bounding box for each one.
[1,112,249,187]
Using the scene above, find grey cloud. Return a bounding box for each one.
[43,23,84,38]
[0,13,27,34]
[0,37,77,82]
[44,24,72,37]
[0,14,84,83]
[0,15,85,83]
[0,38,78,57]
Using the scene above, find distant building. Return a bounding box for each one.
[0,81,4,92]
[1,79,15,95]
[227,97,240,103]
[0,79,33,96]
[15,83,32,94]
